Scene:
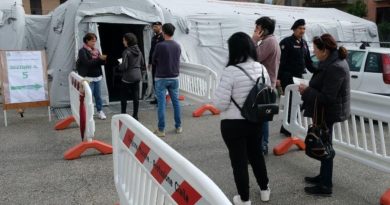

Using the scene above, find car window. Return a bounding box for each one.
[311,50,365,72]
[365,52,383,73]
[347,50,365,72]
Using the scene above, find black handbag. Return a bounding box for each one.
[304,100,335,161]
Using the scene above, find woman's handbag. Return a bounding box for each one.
[304,100,335,161]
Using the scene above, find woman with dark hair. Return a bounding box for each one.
[299,33,350,196]
[77,33,107,120]
[213,32,271,204]
[118,33,144,120]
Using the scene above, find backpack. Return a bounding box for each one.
[231,65,279,123]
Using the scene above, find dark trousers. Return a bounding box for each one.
[120,81,140,118]
[221,120,269,201]
[319,121,335,187]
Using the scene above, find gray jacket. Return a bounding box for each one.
[302,50,351,123]
[119,45,144,83]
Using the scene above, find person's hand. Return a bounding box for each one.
[298,83,308,94]
[147,64,152,71]
[252,29,264,43]
[100,55,107,61]
[276,80,281,87]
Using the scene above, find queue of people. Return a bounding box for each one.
[76,18,350,204]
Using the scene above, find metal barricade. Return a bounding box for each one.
[111,114,231,205]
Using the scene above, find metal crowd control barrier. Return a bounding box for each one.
[179,62,220,117]
[111,114,231,205]
[274,84,390,204]
[55,72,112,160]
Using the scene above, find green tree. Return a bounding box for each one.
[347,0,367,18]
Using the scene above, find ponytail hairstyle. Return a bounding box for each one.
[313,33,348,60]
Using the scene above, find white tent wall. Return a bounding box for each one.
[0,0,26,50]
[1,0,380,107]
[46,0,163,107]
[155,0,380,76]
[24,15,51,50]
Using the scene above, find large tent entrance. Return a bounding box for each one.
[98,23,147,102]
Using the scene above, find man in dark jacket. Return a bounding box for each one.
[278,19,316,136]
[152,23,182,138]
[148,22,164,104]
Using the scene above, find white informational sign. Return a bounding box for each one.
[5,51,46,103]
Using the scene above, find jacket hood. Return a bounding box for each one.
[127,45,140,56]
[318,50,339,71]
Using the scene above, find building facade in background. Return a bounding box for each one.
[23,0,67,15]
[366,0,390,24]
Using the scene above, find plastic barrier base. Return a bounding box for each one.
[64,140,113,160]
[273,137,306,156]
[381,189,390,205]
[192,104,220,117]
[166,95,185,102]
[55,115,76,130]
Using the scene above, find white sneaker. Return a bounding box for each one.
[260,186,271,202]
[98,111,106,120]
[176,127,183,134]
[233,195,251,205]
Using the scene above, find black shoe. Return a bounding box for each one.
[150,99,157,104]
[280,126,291,137]
[304,185,332,196]
[304,175,321,185]
[263,145,269,155]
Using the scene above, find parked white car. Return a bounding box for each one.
[309,46,390,96]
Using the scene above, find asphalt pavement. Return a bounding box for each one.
[0,102,389,205]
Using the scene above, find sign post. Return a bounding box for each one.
[0,50,51,127]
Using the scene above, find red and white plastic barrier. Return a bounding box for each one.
[276,84,390,204]
[55,72,112,160]
[111,114,231,205]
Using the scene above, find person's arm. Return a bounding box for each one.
[302,65,346,105]
[78,49,104,68]
[278,40,289,74]
[118,51,129,71]
[212,68,234,111]
[152,44,160,67]
[148,36,155,65]
[304,41,316,73]
[257,40,272,63]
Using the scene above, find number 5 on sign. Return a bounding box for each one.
[22,72,28,79]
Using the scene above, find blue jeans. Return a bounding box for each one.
[155,79,181,131]
[262,121,269,149]
[89,80,103,112]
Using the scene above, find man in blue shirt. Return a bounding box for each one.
[152,23,182,137]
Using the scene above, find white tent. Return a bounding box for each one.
[0,0,26,50]
[0,0,380,107]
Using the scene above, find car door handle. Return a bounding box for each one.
[351,75,358,79]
